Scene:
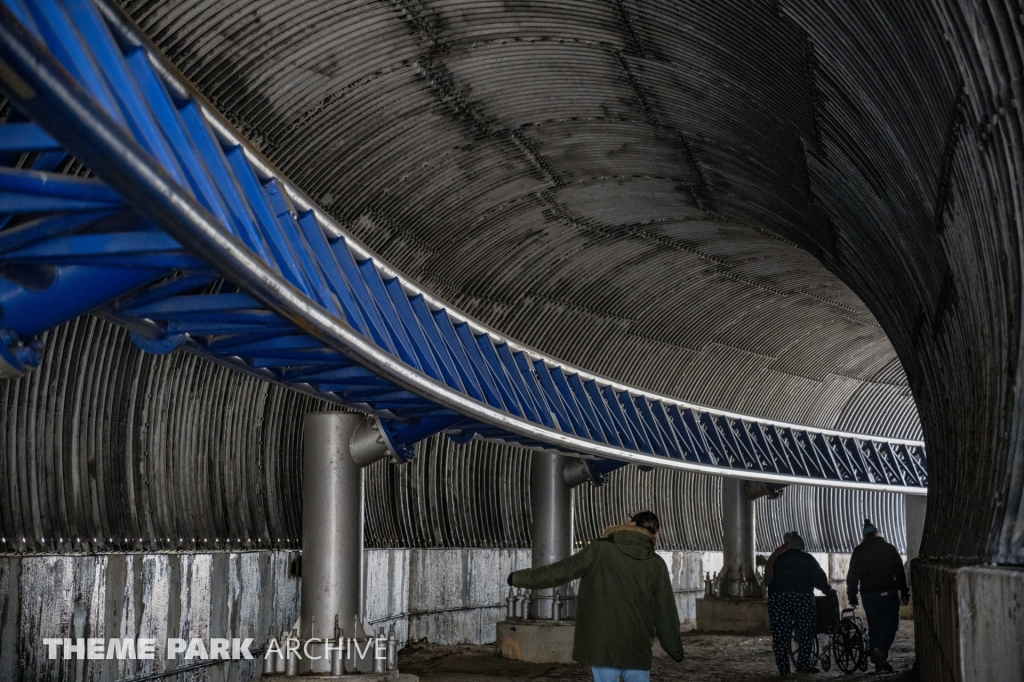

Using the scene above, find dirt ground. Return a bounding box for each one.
[398,622,915,682]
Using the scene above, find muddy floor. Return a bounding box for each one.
[398,622,915,682]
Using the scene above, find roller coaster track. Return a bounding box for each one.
[0,0,926,492]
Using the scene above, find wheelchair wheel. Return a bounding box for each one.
[789,626,820,669]
[821,643,832,672]
[832,620,866,674]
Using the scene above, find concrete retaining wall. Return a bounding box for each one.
[0,548,871,680]
[0,549,532,682]
[0,552,301,682]
[364,548,532,645]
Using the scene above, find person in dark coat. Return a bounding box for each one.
[508,511,684,682]
[846,519,908,673]
[763,530,796,588]
[767,532,834,676]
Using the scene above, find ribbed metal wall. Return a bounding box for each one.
[117,0,923,450]
[0,316,323,555]
[0,317,903,555]
[364,437,533,549]
[777,0,1024,568]
[573,464,906,554]
[369,435,906,553]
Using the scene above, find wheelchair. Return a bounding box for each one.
[789,594,870,674]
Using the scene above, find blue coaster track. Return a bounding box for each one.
[0,0,926,492]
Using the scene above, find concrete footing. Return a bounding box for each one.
[495,620,575,663]
[695,596,771,634]
[914,561,1024,682]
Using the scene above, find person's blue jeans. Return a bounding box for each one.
[591,666,650,682]
[861,590,901,656]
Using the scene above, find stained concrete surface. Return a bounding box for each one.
[496,620,576,663]
[694,597,772,635]
[398,622,915,681]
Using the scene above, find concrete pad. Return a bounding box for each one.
[695,597,770,635]
[957,565,1024,682]
[495,619,575,663]
[914,561,1024,682]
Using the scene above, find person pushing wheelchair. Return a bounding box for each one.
[766,532,836,675]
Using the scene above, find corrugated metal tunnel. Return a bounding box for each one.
[1,0,1022,679]
[0,316,909,680]
[0,316,907,556]
[0,316,910,679]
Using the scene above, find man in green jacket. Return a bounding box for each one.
[508,511,684,682]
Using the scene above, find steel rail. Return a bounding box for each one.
[0,0,926,493]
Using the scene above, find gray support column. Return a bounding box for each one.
[721,478,758,597]
[529,451,573,619]
[300,412,387,673]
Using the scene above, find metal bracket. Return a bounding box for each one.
[130,329,186,355]
[563,457,595,488]
[373,413,468,463]
[744,480,788,501]
[0,328,42,378]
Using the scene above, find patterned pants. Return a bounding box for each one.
[768,591,816,674]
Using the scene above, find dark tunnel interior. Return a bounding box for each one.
[0,1,1021,680]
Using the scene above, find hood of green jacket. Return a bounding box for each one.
[602,524,656,560]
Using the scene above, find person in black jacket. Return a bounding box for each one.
[763,530,795,588]
[845,519,908,673]
[767,532,835,676]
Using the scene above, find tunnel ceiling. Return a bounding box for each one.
[113,0,954,442]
